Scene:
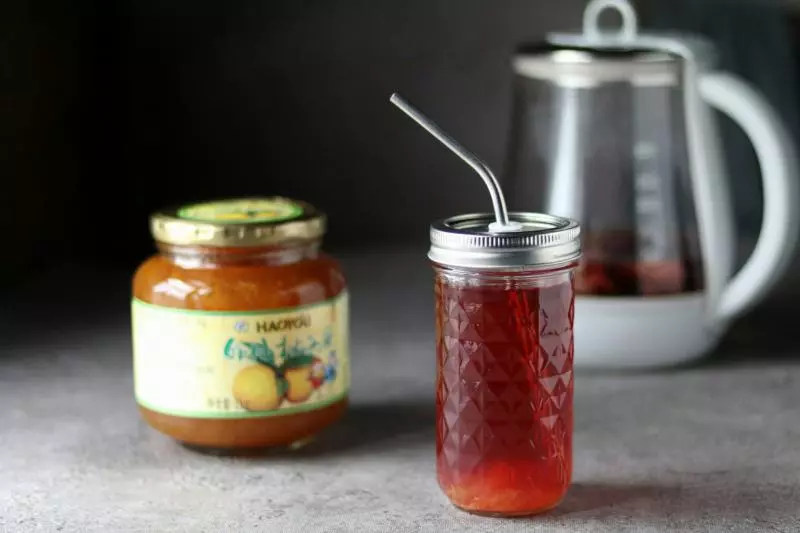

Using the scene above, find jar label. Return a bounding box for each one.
[132,292,349,418]
[176,198,303,224]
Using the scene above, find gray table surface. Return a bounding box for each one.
[1,249,798,532]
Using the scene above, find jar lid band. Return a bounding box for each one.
[429,212,581,269]
[150,197,326,247]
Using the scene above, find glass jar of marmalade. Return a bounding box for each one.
[132,197,349,453]
[429,212,581,516]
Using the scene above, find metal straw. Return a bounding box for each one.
[390,93,519,231]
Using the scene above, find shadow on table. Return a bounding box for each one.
[294,400,435,458]
[546,478,796,523]
[550,482,679,517]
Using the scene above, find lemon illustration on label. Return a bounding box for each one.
[232,365,287,411]
[282,355,326,403]
[284,368,313,403]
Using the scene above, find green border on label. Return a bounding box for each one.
[136,390,348,419]
[131,291,347,316]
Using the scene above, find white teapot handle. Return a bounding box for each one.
[698,72,800,321]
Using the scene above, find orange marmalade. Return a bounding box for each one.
[132,198,349,453]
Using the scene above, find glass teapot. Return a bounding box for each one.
[505,0,799,368]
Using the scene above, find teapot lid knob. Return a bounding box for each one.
[545,0,717,71]
[582,0,639,44]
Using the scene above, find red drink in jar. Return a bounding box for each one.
[430,213,581,516]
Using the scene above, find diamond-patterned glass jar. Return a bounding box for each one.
[430,212,581,516]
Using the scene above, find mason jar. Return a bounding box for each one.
[429,212,581,516]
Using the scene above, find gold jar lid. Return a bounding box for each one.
[150,197,326,247]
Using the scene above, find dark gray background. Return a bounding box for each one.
[3,0,798,273]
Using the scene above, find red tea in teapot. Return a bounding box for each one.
[575,231,703,296]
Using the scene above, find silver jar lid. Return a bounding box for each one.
[429,212,581,269]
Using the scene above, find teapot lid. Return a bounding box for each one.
[516,0,719,80]
[513,41,679,87]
